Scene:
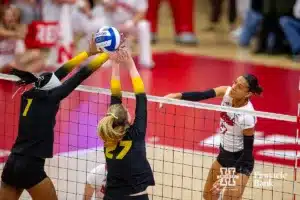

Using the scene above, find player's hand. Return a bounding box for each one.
[109,45,130,64]
[159,93,180,109]
[109,34,130,63]
[210,179,224,195]
[118,32,127,48]
[159,94,171,109]
[88,33,103,56]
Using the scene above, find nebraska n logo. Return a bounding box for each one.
[217,167,238,186]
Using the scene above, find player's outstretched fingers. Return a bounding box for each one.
[159,102,164,109]
[159,95,170,109]
[89,32,103,56]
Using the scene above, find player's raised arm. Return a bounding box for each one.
[110,61,122,105]
[122,48,147,134]
[160,86,228,108]
[53,51,90,80]
[181,86,228,100]
[165,86,228,101]
[48,33,108,101]
[49,53,109,101]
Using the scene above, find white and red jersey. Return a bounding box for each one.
[41,1,76,68]
[109,0,148,25]
[72,8,108,35]
[87,164,107,200]
[0,37,25,67]
[219,87,256,152]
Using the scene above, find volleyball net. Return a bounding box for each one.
[0,74,299,200]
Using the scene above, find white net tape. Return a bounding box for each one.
[0,73,296,122]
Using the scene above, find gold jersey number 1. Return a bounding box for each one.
[23,99,33,117]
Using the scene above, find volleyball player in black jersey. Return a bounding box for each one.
[161,75,263,200]
[97,47,154,200]
[0,37,110,200]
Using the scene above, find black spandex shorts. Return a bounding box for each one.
[217,145,254,176]
[1,153,47,189]
[104,194,149,200]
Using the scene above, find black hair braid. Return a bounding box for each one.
[11,68,38,86]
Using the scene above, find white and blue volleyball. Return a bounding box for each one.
[95,26,121,52]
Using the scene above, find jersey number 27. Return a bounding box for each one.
[105,141,132,160]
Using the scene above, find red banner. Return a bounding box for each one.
[25,21,59,49]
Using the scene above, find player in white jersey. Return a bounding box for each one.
[83,164,107,200]
[94,0,153,68]
[161,74,263,200]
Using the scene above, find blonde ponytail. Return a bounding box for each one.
[97,104,129,147]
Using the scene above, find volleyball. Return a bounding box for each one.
[95,26,121,52]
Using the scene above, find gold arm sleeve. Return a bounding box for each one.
[110,79,122,96]
[131,77,145,94]
[63,51,89,72]
[87,53,109,71]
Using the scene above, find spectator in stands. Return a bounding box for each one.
[279,0,300,60]
[205,0,237,32]
[42,0,76,21]
[72,0,108,52]
[72,0,93,35]
[229,0,250,41]
[0,5,44,73]
[254,0,295,54]
[42,0,77,68]
[238,0,263,47]
[12,0,40,24]
[87,0,95,8]
[0,5,25,70]
[94,0,153,68]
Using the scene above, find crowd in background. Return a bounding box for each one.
[1,0,153,72]
[208,0,300,59]
[1,0,300,74]
[236,0,300,58]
